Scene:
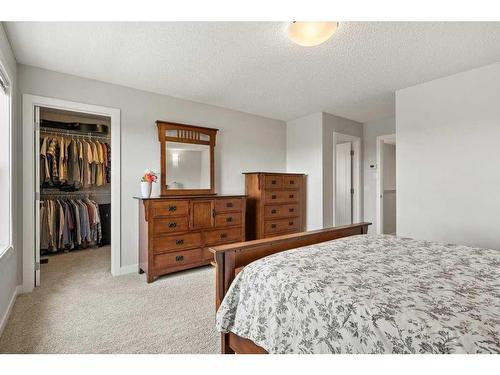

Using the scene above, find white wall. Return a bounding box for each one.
[0,23,20,333]
[362,118,395,233]
[18,64,287,268]
[286,112,323,230]
[396,62,500,250]
[322,112,362,227]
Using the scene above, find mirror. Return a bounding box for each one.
[157,121,218,196]
[166,142,211,190]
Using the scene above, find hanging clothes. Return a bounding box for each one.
[39,134,111,190]
[40,197,103,253]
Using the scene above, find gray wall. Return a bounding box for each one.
[396,62,500,250]
[287,111,362,230]
[18,64,287,269]
[362,118,395,234]
[0,23,20,332]
[286,112,323,230]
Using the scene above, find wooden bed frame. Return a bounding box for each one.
[209,222,371,354]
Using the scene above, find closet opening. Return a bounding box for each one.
[376,134,396,234]
[36,107,112,287]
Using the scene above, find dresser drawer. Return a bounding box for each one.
[264,190,299,204]
[263,175,283,189]
[214,198,242,212]
[153,248,205,270]
[264,218,300,235]
[215,212,242,228]
[283,175,301,189]
[264,204,299,220]
[150,200,189,218]
[205,227,243,246]
[152,216,189,235]
[152,232,203,254]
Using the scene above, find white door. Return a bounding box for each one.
[335,142,352,226]
[34,106,41,286]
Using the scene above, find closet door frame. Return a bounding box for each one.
[22,94,121,293]
[34,106,40,286]
[331,132,361,227]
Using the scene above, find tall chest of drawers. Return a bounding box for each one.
[244,172,306,240]
[136,195,246,283]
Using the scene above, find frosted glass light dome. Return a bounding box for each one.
[287,22,338,47]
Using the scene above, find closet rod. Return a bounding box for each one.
[40,191,111,196]
[39,127,110,140]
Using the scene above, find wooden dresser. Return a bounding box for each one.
[244,172,306,240]
[136,195,245,282]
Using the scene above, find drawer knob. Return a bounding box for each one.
[271,180,277,185]
[289,208,294,212]
[220,233,227,239]
[289,180,295,185]
[289,221,294,226]
[226,202,233,208]
[271,195,277,199]
[175,239,184,245]
[271,209,277,214]
[168,205,177,212]
[271,224,277,229]
[168,222,177,228]
[289,194,294,199]
[175,255,184,262]
[226,217,233,222]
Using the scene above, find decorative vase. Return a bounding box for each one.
[141,181,152,198]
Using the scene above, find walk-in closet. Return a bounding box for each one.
[36,107,112,286]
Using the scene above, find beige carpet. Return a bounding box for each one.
[0,246,219,353]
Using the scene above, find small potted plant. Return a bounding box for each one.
[141,169,158,198]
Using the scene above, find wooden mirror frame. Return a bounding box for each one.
[157,120,218,196]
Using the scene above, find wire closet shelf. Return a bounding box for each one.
[40,190,111,199]
[39,127,110,141]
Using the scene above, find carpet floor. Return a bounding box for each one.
[0,246,219,353]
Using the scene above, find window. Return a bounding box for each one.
[0,67,12,256]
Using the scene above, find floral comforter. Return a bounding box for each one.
[215,234,500,353]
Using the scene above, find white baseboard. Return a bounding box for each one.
[119,264,138,275]
[0,285,21,337]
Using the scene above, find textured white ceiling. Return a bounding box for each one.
[5,22,500,122]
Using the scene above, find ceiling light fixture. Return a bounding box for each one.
[287,21,339,47]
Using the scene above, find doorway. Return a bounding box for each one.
[376,134,396,234]
[22,94,121,293]
[332,133,361,226]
